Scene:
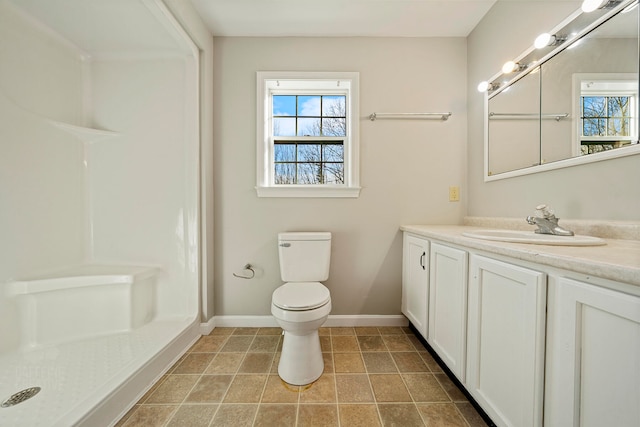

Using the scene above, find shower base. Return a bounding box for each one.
[0,318,199,426]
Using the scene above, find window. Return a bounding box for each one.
[577,77,638,155]
[256,72,360,197]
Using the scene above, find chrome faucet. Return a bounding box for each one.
[526,204,574,236]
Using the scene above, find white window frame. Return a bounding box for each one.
[256,71,360,198]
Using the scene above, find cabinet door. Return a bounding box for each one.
[467,255,546,427]
[545,277,640,427]
[428,243,468,381]
[402,234,429,338]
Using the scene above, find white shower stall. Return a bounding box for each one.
[0,0,203,425]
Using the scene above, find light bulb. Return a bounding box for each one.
[534,33,555,49]
[581,0,607,13]
[477,81,490,92]
[502,61,518,74]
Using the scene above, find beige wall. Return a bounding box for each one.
[467,1,640,220]
[213,37,467,315]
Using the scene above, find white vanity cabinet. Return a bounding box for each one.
[428,242,468,382]
[466,255,547,427]
[545,276,640,427]
[400,225,640,427]
[402,233,429,337]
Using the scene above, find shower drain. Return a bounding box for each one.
[1,387,41,408]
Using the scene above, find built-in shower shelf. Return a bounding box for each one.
[48,120,119,143]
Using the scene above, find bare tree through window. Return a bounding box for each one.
[581,95,632,154]
[273,95,346,184]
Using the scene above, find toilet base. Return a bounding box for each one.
[278,329,324,385]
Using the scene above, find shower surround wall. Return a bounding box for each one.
[0,0,201,425]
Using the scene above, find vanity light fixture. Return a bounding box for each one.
[501,61,527,74]
[534,33,567,49]
[581,0,623,12]
[477,81,499,93]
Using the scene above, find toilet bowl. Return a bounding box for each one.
[271,232,332,385]
[272,282,331,385]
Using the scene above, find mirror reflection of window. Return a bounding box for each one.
[579,79,637,155]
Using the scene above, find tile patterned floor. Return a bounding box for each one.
[116,326,489,426]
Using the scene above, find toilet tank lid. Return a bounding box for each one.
[278,232,331,241]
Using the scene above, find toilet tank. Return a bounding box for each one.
[278,232,331,282]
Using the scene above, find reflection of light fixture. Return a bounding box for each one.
[534,33,567,49]
[567,38,583,49]
[477,81,499,92]
[502,61,527,74]
[581,0,623,12]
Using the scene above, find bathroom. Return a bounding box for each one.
[1,0,639,426]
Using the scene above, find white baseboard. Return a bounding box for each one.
[201,314,408,330]
[199,316,216,335]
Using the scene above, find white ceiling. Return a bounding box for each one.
[189,0,503,37]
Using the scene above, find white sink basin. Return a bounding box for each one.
[462,229,606,246]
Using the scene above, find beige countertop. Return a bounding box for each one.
[400,224,640,288]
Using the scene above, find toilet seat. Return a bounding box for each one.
[272,282,330,311]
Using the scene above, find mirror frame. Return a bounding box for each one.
[483,0,640,181]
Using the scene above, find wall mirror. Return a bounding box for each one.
[483,0,639,180]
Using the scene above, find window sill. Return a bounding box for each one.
[255,185,361,198]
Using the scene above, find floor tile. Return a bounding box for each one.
[249,335,280,352]
[362,352,397,373]
[211,404,258,427]
[185,374,233,403]
[332,335,360,352]
[357,335,387,351]
[299,373,336,403]
[233,327,259,335]
[334,353,365,373]
[336,374,374,402]
[419,351,444,373]
[369,374,412,402]
[330,327,355,335]
[119,326,489,427]
[434,373,467,401]
[402,373,449,402]
[254,404,297,426]
[378,403,424,426]
[320,336,332,351]
[322,352,334,373]
[209,327,235,336]
[190,335,228,352]
[220,336,254,352]
[165,404,217,427]
[298,404,338,426]
[261,375,301,403]
[120,405,178,426]
[172,352,215,374]
[378,326,405,335]
[382,334,415,351]
[338,404,382,427]
[145,375,199,404]
[205,352,244,374]
[392,352,429,373]
[416,403,467,427]
[355,326,380,336]
[456,402,490,426]
[257,327,282,335]
[238,353,274,373]
[223,374,268,403]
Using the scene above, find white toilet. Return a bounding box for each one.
[271,232,332,385]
